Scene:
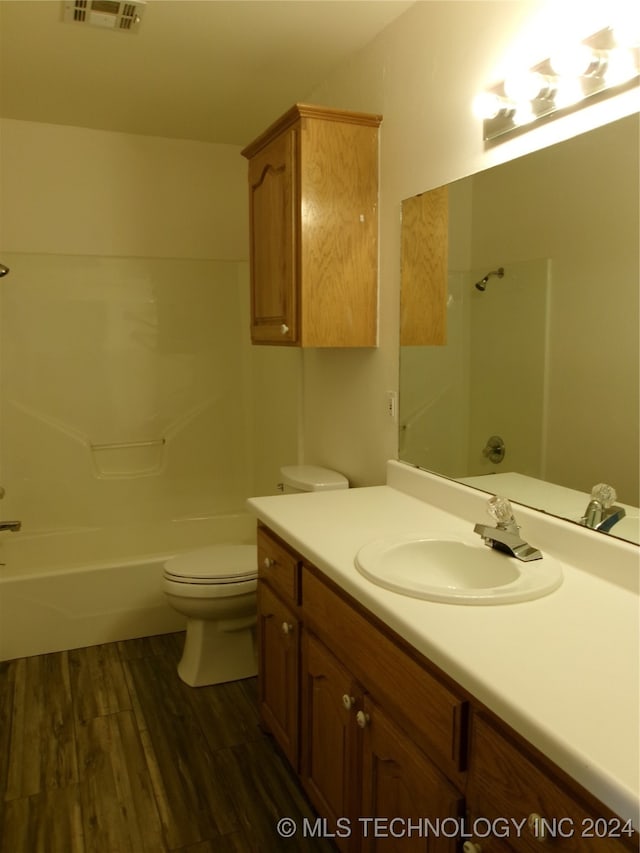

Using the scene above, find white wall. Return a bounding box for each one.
[303,0,639,487]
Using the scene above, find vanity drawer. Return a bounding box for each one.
[257,526,300,604]
[302,565,467,779]
[467,712,637,852]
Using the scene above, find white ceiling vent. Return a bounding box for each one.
[63,0,146,32]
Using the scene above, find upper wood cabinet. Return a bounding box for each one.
[241,104,382,347]
[400,186,448,346]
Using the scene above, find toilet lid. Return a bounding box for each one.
[164,544,257,583]
[280,464,348,491]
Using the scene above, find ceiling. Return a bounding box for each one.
[0,0,413,147]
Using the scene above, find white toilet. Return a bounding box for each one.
[163,465,348,687]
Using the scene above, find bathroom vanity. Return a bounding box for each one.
[248,461,639,852]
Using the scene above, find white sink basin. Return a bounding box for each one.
[354,535,563,605]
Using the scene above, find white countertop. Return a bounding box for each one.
[248,461,640,829]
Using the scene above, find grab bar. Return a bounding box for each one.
[90,438,166,451]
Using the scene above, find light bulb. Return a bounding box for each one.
[550,43,595,77]
[512,102,535,126]
[504,72,546,101]
[472,92,504,120]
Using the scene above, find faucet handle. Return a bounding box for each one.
[590,483,617,507]
[487,495,517,528]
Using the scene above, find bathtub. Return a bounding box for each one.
[0,512,256,661]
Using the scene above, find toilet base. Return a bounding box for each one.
[177,616,257,687]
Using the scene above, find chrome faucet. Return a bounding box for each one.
[474,496,542,562]
[579,484,626,533]
[0,486,21,532]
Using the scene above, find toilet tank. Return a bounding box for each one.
[279,465,349,494]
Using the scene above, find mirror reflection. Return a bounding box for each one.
[399,114,639,544]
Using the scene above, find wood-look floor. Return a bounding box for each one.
[0,632,335,853]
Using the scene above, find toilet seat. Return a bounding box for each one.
[164,544,257,585]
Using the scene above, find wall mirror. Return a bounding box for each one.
[399,114,639,544]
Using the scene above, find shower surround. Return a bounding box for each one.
[1,253,253,530]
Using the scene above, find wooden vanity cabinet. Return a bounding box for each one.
[301,565,467,852]
[465,712,638,853]
[301,628,464,853]
[241,104,381,347]
[256,525,302,770]
[255,525,638,853]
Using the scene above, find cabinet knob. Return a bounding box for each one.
[263,557,275,569]
[527,813,547,841]
[462,843,482,853]
[280,324,289,335]
[355,710,370,729]
[342,694,356,711]
[281,622,294,635]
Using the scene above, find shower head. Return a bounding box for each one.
[474,266,504,291]
[0,264,9,278]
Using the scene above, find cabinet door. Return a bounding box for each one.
[247,126,298,344]
[467,712,637,853]
[297,116,379,348]
[400,186,448,346]
[360,697,464,853]
[257,581,299,769]
[301,631,361,852]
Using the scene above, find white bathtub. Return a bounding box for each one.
[0,513,257,661]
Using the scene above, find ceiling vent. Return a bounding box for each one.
[63,0,146,32]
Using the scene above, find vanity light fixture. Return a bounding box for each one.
[473,27,639,142]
